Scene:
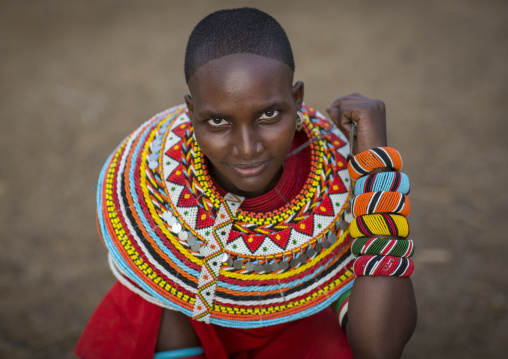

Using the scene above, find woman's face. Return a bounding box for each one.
[185,53,304,198]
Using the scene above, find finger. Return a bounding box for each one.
[327,98,372,124]
[328,93,370,109]
[334,104,362,139]
[337,104,364,127]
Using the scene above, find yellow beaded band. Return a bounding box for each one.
[349,213,410,238]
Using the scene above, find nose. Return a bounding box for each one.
[232,124,263,159]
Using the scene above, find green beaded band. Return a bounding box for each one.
[334,288,352,331]
[352,237,414,258]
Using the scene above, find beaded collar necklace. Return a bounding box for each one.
[98,104,356,328]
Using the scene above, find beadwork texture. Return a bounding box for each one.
[349,214,410,238]
[351,191,410,217]
[351,237,414,257]
[97,104,355,328]
[353,171,410,196]
[353,255,414,276]
[335,288,351,330]
[348,147,403,181]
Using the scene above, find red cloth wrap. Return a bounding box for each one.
[76,282,353,358]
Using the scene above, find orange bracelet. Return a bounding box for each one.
[348,147,403,180]
[351,191,410,217]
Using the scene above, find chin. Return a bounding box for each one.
[230,177,274,197]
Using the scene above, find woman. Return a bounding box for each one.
[76,8,416,359]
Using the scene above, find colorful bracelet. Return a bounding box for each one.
[349,214,410,238]
[153,346,205,359]
[354,171,410,196]
[353,255,414,277]
[352,237,414,257]
[351,191,410,217]
[348,147,403,181]
[335,288,351,331]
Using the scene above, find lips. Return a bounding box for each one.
[229,160,270,177]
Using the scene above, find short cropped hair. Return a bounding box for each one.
[184,8,295,82]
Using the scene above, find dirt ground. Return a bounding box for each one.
[1,0,507,358]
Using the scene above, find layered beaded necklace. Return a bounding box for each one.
[98,103,355,328]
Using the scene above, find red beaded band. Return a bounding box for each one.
[348,147,403,180]
[351,191,410,217]
[353,255,414,277]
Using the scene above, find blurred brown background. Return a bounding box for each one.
[1,0,507,358]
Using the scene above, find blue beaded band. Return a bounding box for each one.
[154,347,204,359]
[354,171,410,196]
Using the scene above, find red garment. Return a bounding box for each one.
[76,131,353,358]
[76,282,353,359]
[75,281,162,359]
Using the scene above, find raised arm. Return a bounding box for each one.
[328,94,417,358]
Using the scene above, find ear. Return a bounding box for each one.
[292,81,304,110]
[184,94,194,119]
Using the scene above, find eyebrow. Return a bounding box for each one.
[197,110,231,120]
[197,102,285,120]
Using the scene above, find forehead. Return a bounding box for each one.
[187,53,294,113]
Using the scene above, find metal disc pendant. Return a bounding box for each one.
[187,235,197,246]
[199,247,206,256]
[220,253,229,263]
[279,261,289,271]
[270,262,279,272]
[233,259,244,270]
[262,263,272,273]
[328,233,337,243]
[254,264,263,273]
[323,240,332,249]
[306,248,316,258]
[290,258,300,268]
[152,142,161,153]
[227,257,234,267]
[339,221,349,230]
[149,152,159,162]
[298,254,308,264]
[245,261,254,272]
[191,243,201,252]
[314,243,323,253]
[345,212,354,224]
[172,223,182,233]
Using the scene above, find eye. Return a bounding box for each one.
[207,118,229,127]
[259,110,280,121]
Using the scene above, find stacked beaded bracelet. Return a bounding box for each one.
[354,171,410,196]
[351,237,414,257]
[347,147,402,180]
[353,255,414,277]
[350,213,410,238]
[335,288,352,330]
[346,146,414,278]
[351,191,410,217]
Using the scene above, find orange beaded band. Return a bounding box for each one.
[351,191,410,217]
[347,147,402,180]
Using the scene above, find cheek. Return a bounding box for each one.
[265,128,295,160]
[194,131,231,167]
